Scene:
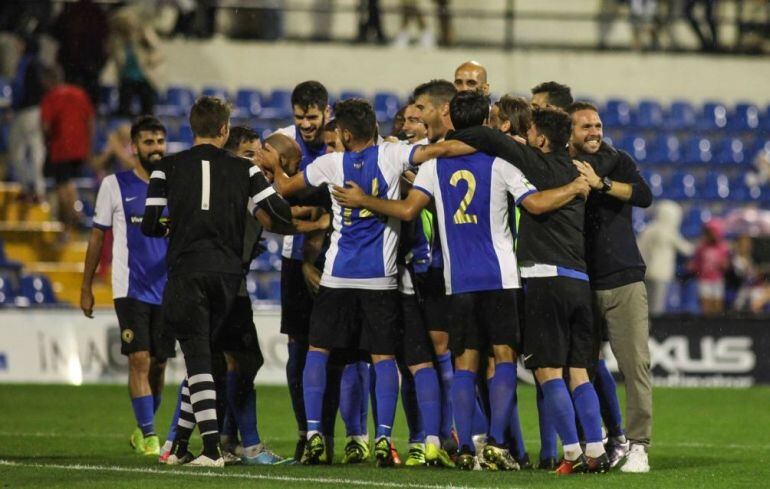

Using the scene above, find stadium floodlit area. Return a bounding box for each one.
[2,384,769,488]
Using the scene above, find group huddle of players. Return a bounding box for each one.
[82,59,653,475]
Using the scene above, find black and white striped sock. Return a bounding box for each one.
[172,378,196,456]
[188,373,220,458]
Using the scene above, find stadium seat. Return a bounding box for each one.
[618,134,649,163]
[98,85,119,115]
[727,103,761,132]
[233,88,264,118]
[0,275,15,306]
[634,99,664,130]
[201,86,230,101]
[373,91,401,122]
[714,137,747,166]
[702,173,731,201]
[339,90,367,101]
[665,101,696,131]
[632,207,651,234]
[173,124,194,145]
[682,136,715,165]
[647,133,683,165]
[156,86,196,117]
[16,274,59,307]
[681,206,713,238]
[729,176,762,203]
[696,101,729,132]
[260,89,292,120]
[602,98,633,128]
[641,170,664,198]
[666,171,698,201]
[0,77,11,109]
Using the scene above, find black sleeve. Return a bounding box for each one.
[141,160,169,237]
[612,151,653,208]
[580,142,620,177]
[447,126,526,165]
[249,166,292,225]
[288,185,331,208]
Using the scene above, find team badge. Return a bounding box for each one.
[122,329,134,343]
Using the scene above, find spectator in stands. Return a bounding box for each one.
[689,219,730,315]
[630,0,659,50]
[684,0,719,51]
[8,33,46,203]
[39,65,95,234]
[746,150,770,188]
[357,0,386,44]
[50,0,109,105]
[598,0,626,49]
[731,234,763,312]
[393,0,436,48]
[108,8,164,117]
[434,0,452,46]
[638,200,694,315]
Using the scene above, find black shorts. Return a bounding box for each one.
[163,272,241,341]
[280,258,314,338]
[397,293,435,366]
[213,295,261,357]
[114,297,176,360]
[414,267,448,333]
[447,289,520,357]
[51,160,83,184]
[522,277,594,370]
[309,287,399,356]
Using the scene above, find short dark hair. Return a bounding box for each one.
[324,119,337,132]
[333,99,376,142]
[496,95,531,137]
[566,101,599,115]
[291,80,328,111]
[413,79,457,108]
[531,81,573,109]
[224,126,259,152]
[449,91,490,130]
[130,115,166,141]
[189,96,231,138]
[531,107,572,149]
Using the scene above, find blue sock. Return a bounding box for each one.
[153,395,162,415]
[302,350,329,434]
[226,371,260,447]
[572,382,604,444]
[536,381,558,460]
[472,395,488,436]
[165,380,185,443]
[286,341,308,433]
[451,369,477,452]
[222,407,238,438]
[369,363,378,429]
[436,352,454,439]
[131,395,156,436]
[595,359,624,437]
[373,359,399,439]
[508,364,526,458]
[357,362,370,434]
[414,367,441,438]
[400,370,424,443]
[340,364,363,436]
[489,362,516,444]
[541,378,579,447]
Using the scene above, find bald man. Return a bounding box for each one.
[454,61,489,95]
[262,132,303,177]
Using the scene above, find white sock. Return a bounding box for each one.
[563,443,583,461]
[307,430,320,440]
[244,443,265,458]
[612,434,628,445]
[352,434,367,444]
[585,442,605,459]
[408,442,425,450]
[426,435,441,449]
[162,440,173,453]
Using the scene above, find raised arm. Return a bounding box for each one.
[249,165,293,226]
[142,167,169,238]
[332,182,431,222]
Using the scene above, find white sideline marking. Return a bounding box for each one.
[0,460,495,489]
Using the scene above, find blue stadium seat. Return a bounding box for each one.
[729,176,762,203]
[618,134,649,163]
[647,133,683,165]
[750,139,770,161]
[634,99,664,130]
[714,137,747,166]
[696,101,729,132]
[16,274,59,307]
[0,77,12,109]
[682,136,715,165]
[681,206,713,238]
[339,90,367,101]
[268,276,281,302]
[602,98,633,128]
[727,103,761,132]
[760,105,770,132]
[641,170,664,198]
[260,89,292,120]
[373,91,401,122]
[0,275,15,306]
[156,86,196,117]
[666,171,698,201]
[632,207,651,234]
[201,86,230,101]
[172,124,194,145]
[665,101,696,131]
[98,85,119,115]
[702,173,731,201]
[233,88,264,118]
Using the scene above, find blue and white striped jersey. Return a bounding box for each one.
[413,152,536,295]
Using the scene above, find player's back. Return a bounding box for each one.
[415,152,531,294]
[159,144,253,277]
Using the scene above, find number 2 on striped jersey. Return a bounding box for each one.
[201,160,210,210]
[450,170,478,224]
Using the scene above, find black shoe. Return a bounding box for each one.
[538,456,558,470]
[456,445,476,471]
[586,452,611,473]
[516,452,532,470]
[293,437,306,462]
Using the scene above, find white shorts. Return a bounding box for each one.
[698,280,725,301]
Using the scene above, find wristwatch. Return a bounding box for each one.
[599,177,613,193]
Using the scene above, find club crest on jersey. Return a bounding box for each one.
[122,329,134,343]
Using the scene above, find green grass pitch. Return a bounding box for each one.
[1,384,768,488]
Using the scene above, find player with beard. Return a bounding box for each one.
[81,115,174,458]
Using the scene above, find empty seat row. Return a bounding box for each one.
[0,274,61,307]
[608,134,768,166]
[641,170,767,203]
